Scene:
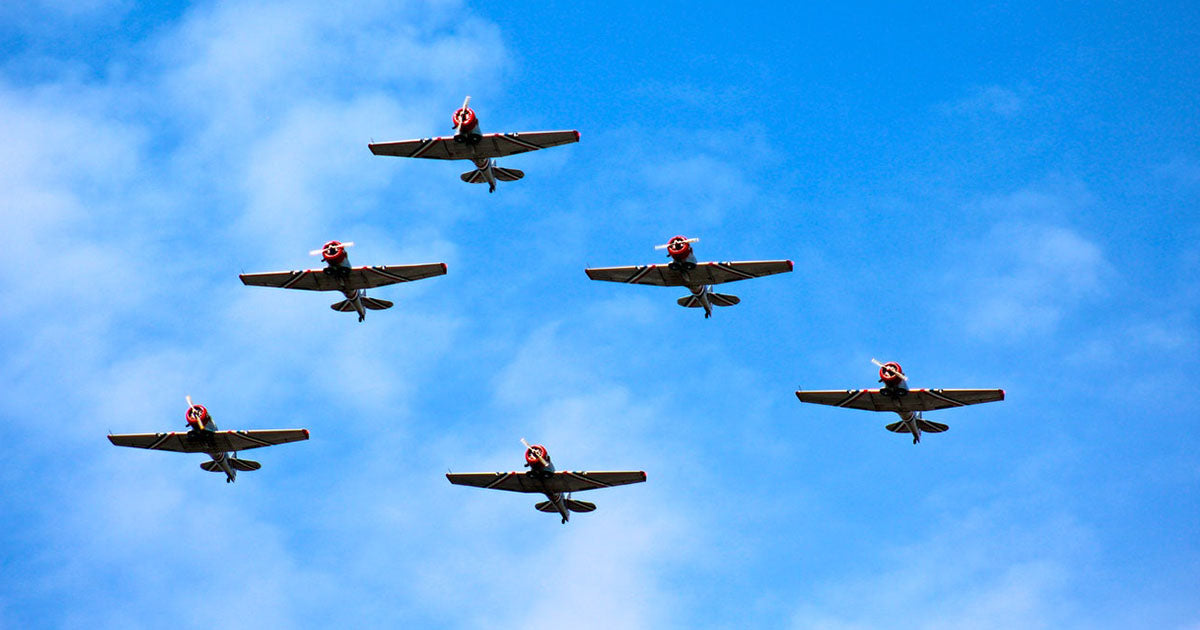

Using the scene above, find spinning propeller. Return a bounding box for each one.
[654,236,699,251]
[453,96,475,128]
[310,241,355,257]
[185,395,206,426]
[872,358,907,381]
[521,438,549,467]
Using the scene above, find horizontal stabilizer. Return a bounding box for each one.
[200,461,224,473]
[330,299,357,312]
[461,169,487,184]
[493,166,524,181]
[565,499,596,513]
[535,500,558,513]
[677,294,740,308]
[885,420,950,434]
[229,458,261,471]
[361,296,393,310]
[916,419,949,433]
[709,293,740,307]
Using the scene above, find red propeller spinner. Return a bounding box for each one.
[311,240,353,264]
[522,438,550,469]
[452,96,477,132]
[184,396,209,429]
[656,235,699,261]
[872,359,907,386]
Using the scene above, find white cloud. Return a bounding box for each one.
[941,85,1026,118]
[942,183,1111,340]
[789,507,1089,630]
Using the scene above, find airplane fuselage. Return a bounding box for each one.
[185,417,240,483]
[879,380,925,444]
[322,257,367,322]
[454,116,501,193]
[667,248,715,317]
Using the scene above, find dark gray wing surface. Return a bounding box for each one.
[369,131,580,160]
[585,260,792,287]
[447,471,647,493]
[239,264,446,292]
[795,389,1005,413]
[108,429,310,453]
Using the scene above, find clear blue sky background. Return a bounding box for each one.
[1,1,1197,628]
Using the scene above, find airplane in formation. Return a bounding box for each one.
[584,235,794,318]
[368,96,580,193]
[446,439,646,524]
[239,240,447,322]
[107,397,310,483]
[794,359,1005,444]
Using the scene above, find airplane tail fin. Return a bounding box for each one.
[676,294,740,308]
[200,459,261,472]
[535,499,596,514]
[710,293,739,307]
[493,166,524,182]
[229,458,261,471]
[361,296,393,310]
[330,299,357,313]
[916,419,949,433]
[565,499,596,513]
[885,420,949,434]
[460,167,524,183]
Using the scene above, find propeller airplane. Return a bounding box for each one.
[584,235,793,318]
[239,240,447,322]
[368,96,580,193]
[107,397,310,483]
[446,439,646,524]
[795,360,1005,444]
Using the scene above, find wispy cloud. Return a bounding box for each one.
[940,85,1026,118]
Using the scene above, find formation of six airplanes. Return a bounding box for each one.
[107,98,1005,522]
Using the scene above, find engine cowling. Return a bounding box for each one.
[878,361,904,386]
[665,235,693,261]
[525,444,550,469]
[185,404,209,429]
[321,240,348,264]
[452,107,478,133]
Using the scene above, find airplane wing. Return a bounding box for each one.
[239,263,447,292]
[446,470,647,493]
[585,260,793,287]
[369,130,580,160]
[108,429,310,453]
[794,389,1005,413]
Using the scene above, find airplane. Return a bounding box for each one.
[584,235,794,318]
[107,397,310,483]
[446,439,646,524]
[367,96,580,193]
[794,359,1005,444]
[239,240,447,322]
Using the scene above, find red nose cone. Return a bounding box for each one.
[321,240,347,264]
[185,404,208,428]
[879,362,904,384]
[453,107,477,132]
[525,445,548,466]
[666,235,692,261]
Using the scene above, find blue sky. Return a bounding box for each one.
[1,1,1197,628]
